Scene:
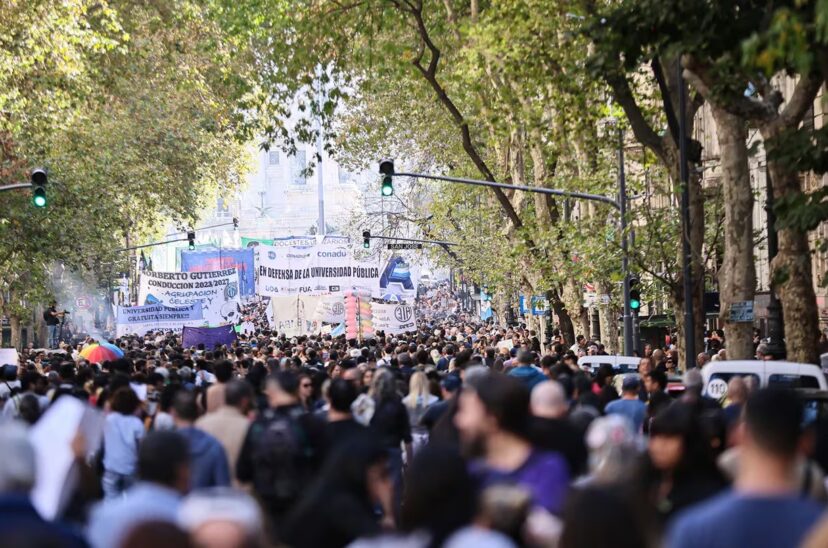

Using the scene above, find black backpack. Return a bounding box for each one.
[251,406,313,505]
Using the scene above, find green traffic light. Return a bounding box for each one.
[363,242,370,249]
[32,188,47,208]
[381,175,393,196]
[630,299,641,310]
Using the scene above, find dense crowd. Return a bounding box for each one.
[2,319,828,548]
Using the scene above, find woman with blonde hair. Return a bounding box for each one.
[402,371,439,453]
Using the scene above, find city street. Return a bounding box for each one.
[1,2,828,548]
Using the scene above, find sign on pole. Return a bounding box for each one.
[728,301,755,323]
[387,243,423,250]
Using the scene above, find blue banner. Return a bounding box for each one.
[181,248,255,296]
[182,325,238,349]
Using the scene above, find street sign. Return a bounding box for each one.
[729,301,754,323]
[387,243,423,250]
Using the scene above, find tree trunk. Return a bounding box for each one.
[661,146,707,366]
[9,316,21,349]
[598,281,619,354]
[764,151,820,364]
[549,289,575,346]
[689,161,706,360]
[714,107,756,359]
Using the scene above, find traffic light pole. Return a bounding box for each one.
[618,129,634,356]
[0,183,33,192]
[393,172,622,210]
[116,236,190,253]
[366,234,458,247]
[392,168,634,355]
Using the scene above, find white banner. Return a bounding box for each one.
[313,296,346,324]
[256,244,380,297]
[138,268,241,326]
[372,302,417,335]
[115,303,205,337]
[271,295,323,337]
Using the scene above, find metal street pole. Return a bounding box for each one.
[366,234,458,246]
[315,117,326,238]
[393,172,622,210]
[0,183,33,192]
[619,128,633,356]
[677,60,696,370]
[764,163,786,358]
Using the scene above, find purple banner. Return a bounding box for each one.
[181,325,237,349]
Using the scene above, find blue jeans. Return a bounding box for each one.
[102,470,135,499]
[47,324,58,348]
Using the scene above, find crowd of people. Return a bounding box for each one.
[2,320,828,548]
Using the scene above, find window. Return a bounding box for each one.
[292,150,307,185]
[338,167,351,185]
[268,150,280,165]
[768,374,821,389]
[216,197,230,218]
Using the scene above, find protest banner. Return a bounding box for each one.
[378,256,419,302]
[30,397,104,520]
[271,295,323,337]
[115,302,204,337]
[372,302,417,335]
[313,295,346,324]
[256,244,380,297]
[182,325,238,348]
[242,235,350,248]
[0,348,18,366]
[138,268,241,326]
[181,248,255,296]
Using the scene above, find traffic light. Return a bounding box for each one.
[629,277,641,312]
[381,175,394,197]
[31,167,47,208]
[232,217,239,229]
[362,230,370,248]
[187,231,196,250]
[379,159,394,197]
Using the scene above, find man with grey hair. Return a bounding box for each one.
[529,381,587,476]
[0,421,85,547]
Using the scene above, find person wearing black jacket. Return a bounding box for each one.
[236,370,325,536]
[282,438,392,548]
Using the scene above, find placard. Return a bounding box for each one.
[138,268,241,326]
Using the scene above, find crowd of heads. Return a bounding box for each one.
[2,305,828,548]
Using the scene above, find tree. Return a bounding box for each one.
[589,0,827,362]
[0,0,253,342]
[215,0,630,346]
[586,8,708,363]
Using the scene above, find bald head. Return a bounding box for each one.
[728,376,748,404]
[531,381,568,419]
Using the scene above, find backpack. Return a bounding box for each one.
[251,407,313,505]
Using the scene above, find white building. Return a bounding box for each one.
[151,142,367,271]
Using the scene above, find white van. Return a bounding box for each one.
[701,360,828,399]
[578,355,641,375]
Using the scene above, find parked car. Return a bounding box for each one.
[701,360,828,399]
[577,355,640,374]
